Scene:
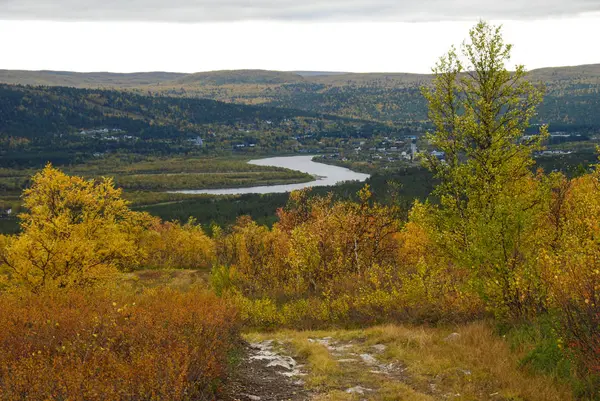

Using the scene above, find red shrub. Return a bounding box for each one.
[0,287,239,400]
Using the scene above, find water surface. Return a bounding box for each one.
[172,155,370,195]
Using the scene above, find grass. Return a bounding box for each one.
[246,322,575,400]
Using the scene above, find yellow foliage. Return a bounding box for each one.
[0,165,154,292]
[139,218,215,269]
[539,172,600,374]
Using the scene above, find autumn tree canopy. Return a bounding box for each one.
[0,164,152,292]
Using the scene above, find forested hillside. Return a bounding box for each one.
[0,84,396,167]
[2,65,599,131]
[0,70,186,87]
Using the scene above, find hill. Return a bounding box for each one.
[2,65,599,129]
[150,65,600,129]
[3,64,599,91]
[173,69,306,85]
[0,70,187,88]
[0,84,393,167]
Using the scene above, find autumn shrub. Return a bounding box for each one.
[0,165,156,292]
[0,286,239,401]
[395,205,483,322]
[138,217,216,270]
[540,172,600,377]
[215,187,482,329]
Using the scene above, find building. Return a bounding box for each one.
[410,143,418,160]
[188,136,204,146]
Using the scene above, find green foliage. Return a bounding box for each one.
[421,21,550,320]
[0,84,394,168]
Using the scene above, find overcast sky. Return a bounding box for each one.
[1,1,599,73]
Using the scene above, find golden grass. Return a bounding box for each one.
[247,321,574,401]
[363,322,574,401]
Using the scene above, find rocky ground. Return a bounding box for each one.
[220,340,312,401]
[219,323,574,401]
[221,334,433,400]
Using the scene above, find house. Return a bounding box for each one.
[431,150,446,160]
[188,136,204,146]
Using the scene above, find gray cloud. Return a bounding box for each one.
[1,0,600,22]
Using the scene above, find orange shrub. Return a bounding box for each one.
[215,187,482,328]
[0,287,239,401]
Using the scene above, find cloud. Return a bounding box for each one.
[1,0,600,22]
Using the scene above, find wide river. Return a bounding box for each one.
[172,155,370,195]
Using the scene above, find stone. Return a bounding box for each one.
[346,386,372,395]
[444,332,461,342]
[360,353,378,365]
[371,344,387,353]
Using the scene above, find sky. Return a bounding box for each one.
[1,0,599,73]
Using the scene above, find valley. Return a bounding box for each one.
[1,30,600,400]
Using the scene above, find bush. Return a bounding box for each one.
[0,165,155,291]
[139,218,216,270]
[540,173,600,377]
[0,287,239,401]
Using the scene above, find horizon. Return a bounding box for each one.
[3,61,600,76]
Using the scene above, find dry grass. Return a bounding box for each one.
[363,322,574,401]
[247,321,575,401]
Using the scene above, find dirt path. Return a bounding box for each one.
[220,334,424,401]
[219,340,313,401]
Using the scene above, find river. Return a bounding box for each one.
[171,155,370,195]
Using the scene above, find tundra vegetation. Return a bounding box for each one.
[0,21,598,400]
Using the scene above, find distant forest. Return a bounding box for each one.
[1,65,599,168]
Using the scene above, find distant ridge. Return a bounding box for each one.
[1,64,599,88]
[0,70,187,88]
[172,70,305,85]
[293,71,349,77]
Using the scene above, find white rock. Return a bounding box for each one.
[360,353,378,365]
[346,386,372,395]
[444,332,461,342]
[371,344,387,353]
[266,356,296,370]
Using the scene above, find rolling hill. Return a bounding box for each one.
[0,70,187,88]
[1,64,599,128]
[3,64,599,90]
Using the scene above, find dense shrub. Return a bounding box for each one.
[138,218,215,270]
[540,172,600,376]
[0,165,155,291]
[0,287,239,401]
[213,187,482,329]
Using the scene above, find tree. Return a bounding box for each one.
[422,21,547,215]
[420,21,549,319]
[0,164,152,292]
